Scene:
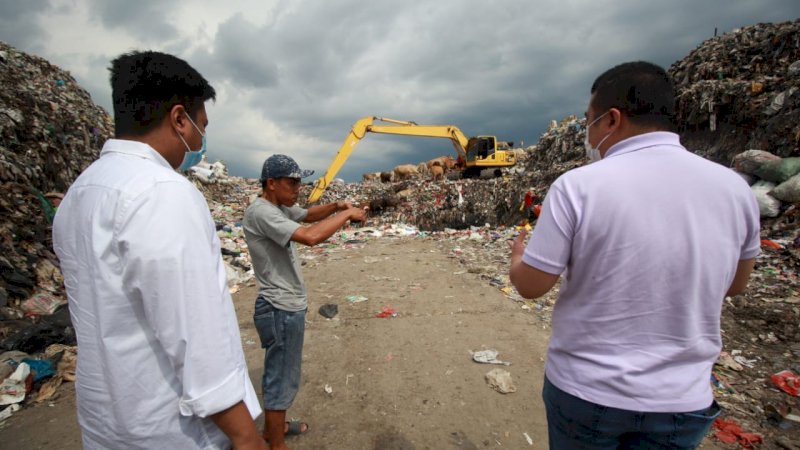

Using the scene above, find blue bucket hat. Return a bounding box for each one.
[260,154,314,182]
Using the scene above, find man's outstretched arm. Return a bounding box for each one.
[509,230,560,299]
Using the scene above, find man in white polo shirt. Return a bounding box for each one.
[53,51,265,450]
[509,61,760,449]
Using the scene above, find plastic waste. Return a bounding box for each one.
[20,291,66,317]
[0,362,30,405]
[0,403,20,423]
[753,156,800,183]
[771,370,800,396]
[375,306,396,318]
[345,295,368,303]
[471,349,511,366]
[190,166,214,184]
[751,180,781,218]
[0,351,29,380]
[770,172,800,203]
[713,418,763,448]
[733,150,781,175]
[766,403,800,430]
[21,358,54,382]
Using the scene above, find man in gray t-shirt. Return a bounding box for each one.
[243,154,366,449]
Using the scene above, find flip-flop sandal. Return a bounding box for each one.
[285,420,309,436]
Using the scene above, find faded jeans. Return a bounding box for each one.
[253,297,306,410]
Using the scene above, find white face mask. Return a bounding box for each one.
[583,111,612,163]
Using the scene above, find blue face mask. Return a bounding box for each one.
[175,114,207,171]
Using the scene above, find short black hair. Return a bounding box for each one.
[109,51,216,137]
[590,61,675,130]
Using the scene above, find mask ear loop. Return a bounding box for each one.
[184,113,205,137]
[175,129,191,150]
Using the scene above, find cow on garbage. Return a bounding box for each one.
[427,155,455,170]
[430,165,445,181]
[362,172,380,182]
[393,164,419,180]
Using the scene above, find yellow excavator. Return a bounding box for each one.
[307,116,516,203]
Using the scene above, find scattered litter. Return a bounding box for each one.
[0,404,20,423]
[318,304,338,319]
[376,306,396,318]
[20,291,66,317]
[22,358,54,382]
[471,349,511,366]
[711,372,737,395]
[523,432,533,446]
[35,376,63,403]
[716,352,744,371]
[771,370,800,396]
[713,418,763,449]
[324,384,333,396]
[346,295,368,303]
[766,403,800,429]
[0,362,30,406]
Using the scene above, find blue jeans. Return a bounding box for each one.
[542,376,720,450]
[253,297,306,410]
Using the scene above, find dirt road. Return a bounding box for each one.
[0,235,726,449]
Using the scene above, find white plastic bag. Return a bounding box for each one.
[751,180,781,217]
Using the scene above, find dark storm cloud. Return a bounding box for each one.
[208,13,279,89]
[2,0,797,183]
[0,0,52,52]
[86,0,178,42]
[200,0,796,182]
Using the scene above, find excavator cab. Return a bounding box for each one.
[466,136,496,162]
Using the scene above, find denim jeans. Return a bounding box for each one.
[253,297,306,410]
[542,376,721,450]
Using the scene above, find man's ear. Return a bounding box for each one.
[608,108,622,127]
[169,104,188,130]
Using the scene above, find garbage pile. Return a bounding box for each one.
[0,40,111,422]
[0,41,113,321]
[670,19,800,166]
[187,168,262,293]
[305,175,530,231]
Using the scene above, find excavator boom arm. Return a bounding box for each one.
[307,116,375,203]
[307,117,474,203]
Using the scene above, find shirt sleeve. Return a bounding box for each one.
[246,203,302,247]
[740,186,762,260]
[286,204,308,223]
[522,177,578,275]
[117,180,249,418]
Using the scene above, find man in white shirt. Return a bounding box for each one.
[509,61,760,449]
[52,51,267,450]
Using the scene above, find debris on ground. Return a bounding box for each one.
[471,349,512,366]
[485,368,516,394]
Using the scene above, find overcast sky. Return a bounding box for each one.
[1,1,797,181]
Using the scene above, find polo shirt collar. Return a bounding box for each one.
[99,139,174,170]
[604,132,683,159]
